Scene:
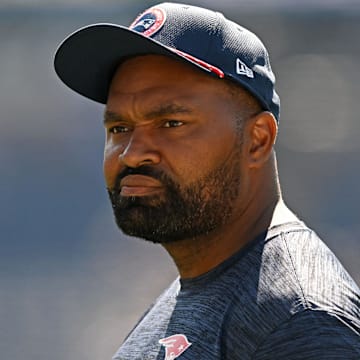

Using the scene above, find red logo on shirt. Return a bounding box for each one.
[159,334,192,360]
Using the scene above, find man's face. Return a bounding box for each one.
[104,55,250,243]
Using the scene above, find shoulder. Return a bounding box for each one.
[222,222,360,357]
[252,308,360,359]
[274,224,360,318]
[260,221,360,313]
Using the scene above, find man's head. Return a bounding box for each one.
[103,54,277,242]
[54,2,280,243]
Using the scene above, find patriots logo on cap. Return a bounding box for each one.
[130,7,166,37]
[159,334,192,360]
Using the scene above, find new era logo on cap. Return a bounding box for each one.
[236,58,254,78]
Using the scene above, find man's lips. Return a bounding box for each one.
[120,174,163,196]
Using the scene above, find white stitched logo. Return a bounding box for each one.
[236,58,254,78]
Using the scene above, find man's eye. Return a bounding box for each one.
[163,120,184,128]
[109,126,129,134]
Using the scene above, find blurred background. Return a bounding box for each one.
[1,0,359,359]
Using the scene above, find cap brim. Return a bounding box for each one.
[54,24,210,104]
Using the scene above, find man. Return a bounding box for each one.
[54,2,360,359]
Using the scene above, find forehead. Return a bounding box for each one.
[108,54,228,98]
[106,55,237,118]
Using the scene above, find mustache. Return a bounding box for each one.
[108,165,173,193]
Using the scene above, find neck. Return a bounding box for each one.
[162,184,285,279]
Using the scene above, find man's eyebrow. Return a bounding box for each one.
[103,104,192,125]
[145,103,192,119]
[103,110,123,125]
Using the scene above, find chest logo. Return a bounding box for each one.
[159,334,192,360]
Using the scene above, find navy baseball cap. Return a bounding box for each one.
[54,2,280,121]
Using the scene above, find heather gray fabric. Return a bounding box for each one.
[113,222,360,359]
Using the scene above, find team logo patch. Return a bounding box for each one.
[130,7,166,37]
[159,334,192,360]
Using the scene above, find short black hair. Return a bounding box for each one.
[225,79,263,122]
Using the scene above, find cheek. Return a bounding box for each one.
[103,141,122,188]
[168,142,229,186]
[187,133,238,171]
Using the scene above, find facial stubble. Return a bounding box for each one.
[107,140,243,244]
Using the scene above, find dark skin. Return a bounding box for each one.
[104,54,296,279]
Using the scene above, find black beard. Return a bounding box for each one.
[107,148,242,244]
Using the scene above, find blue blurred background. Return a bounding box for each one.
[1,0,359,359]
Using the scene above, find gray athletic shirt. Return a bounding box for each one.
[113,222,360,359]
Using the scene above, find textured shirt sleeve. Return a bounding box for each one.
[252,309,360,359]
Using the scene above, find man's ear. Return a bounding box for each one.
[245,111,278,168]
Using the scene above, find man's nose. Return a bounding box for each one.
[119,127,161,168]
